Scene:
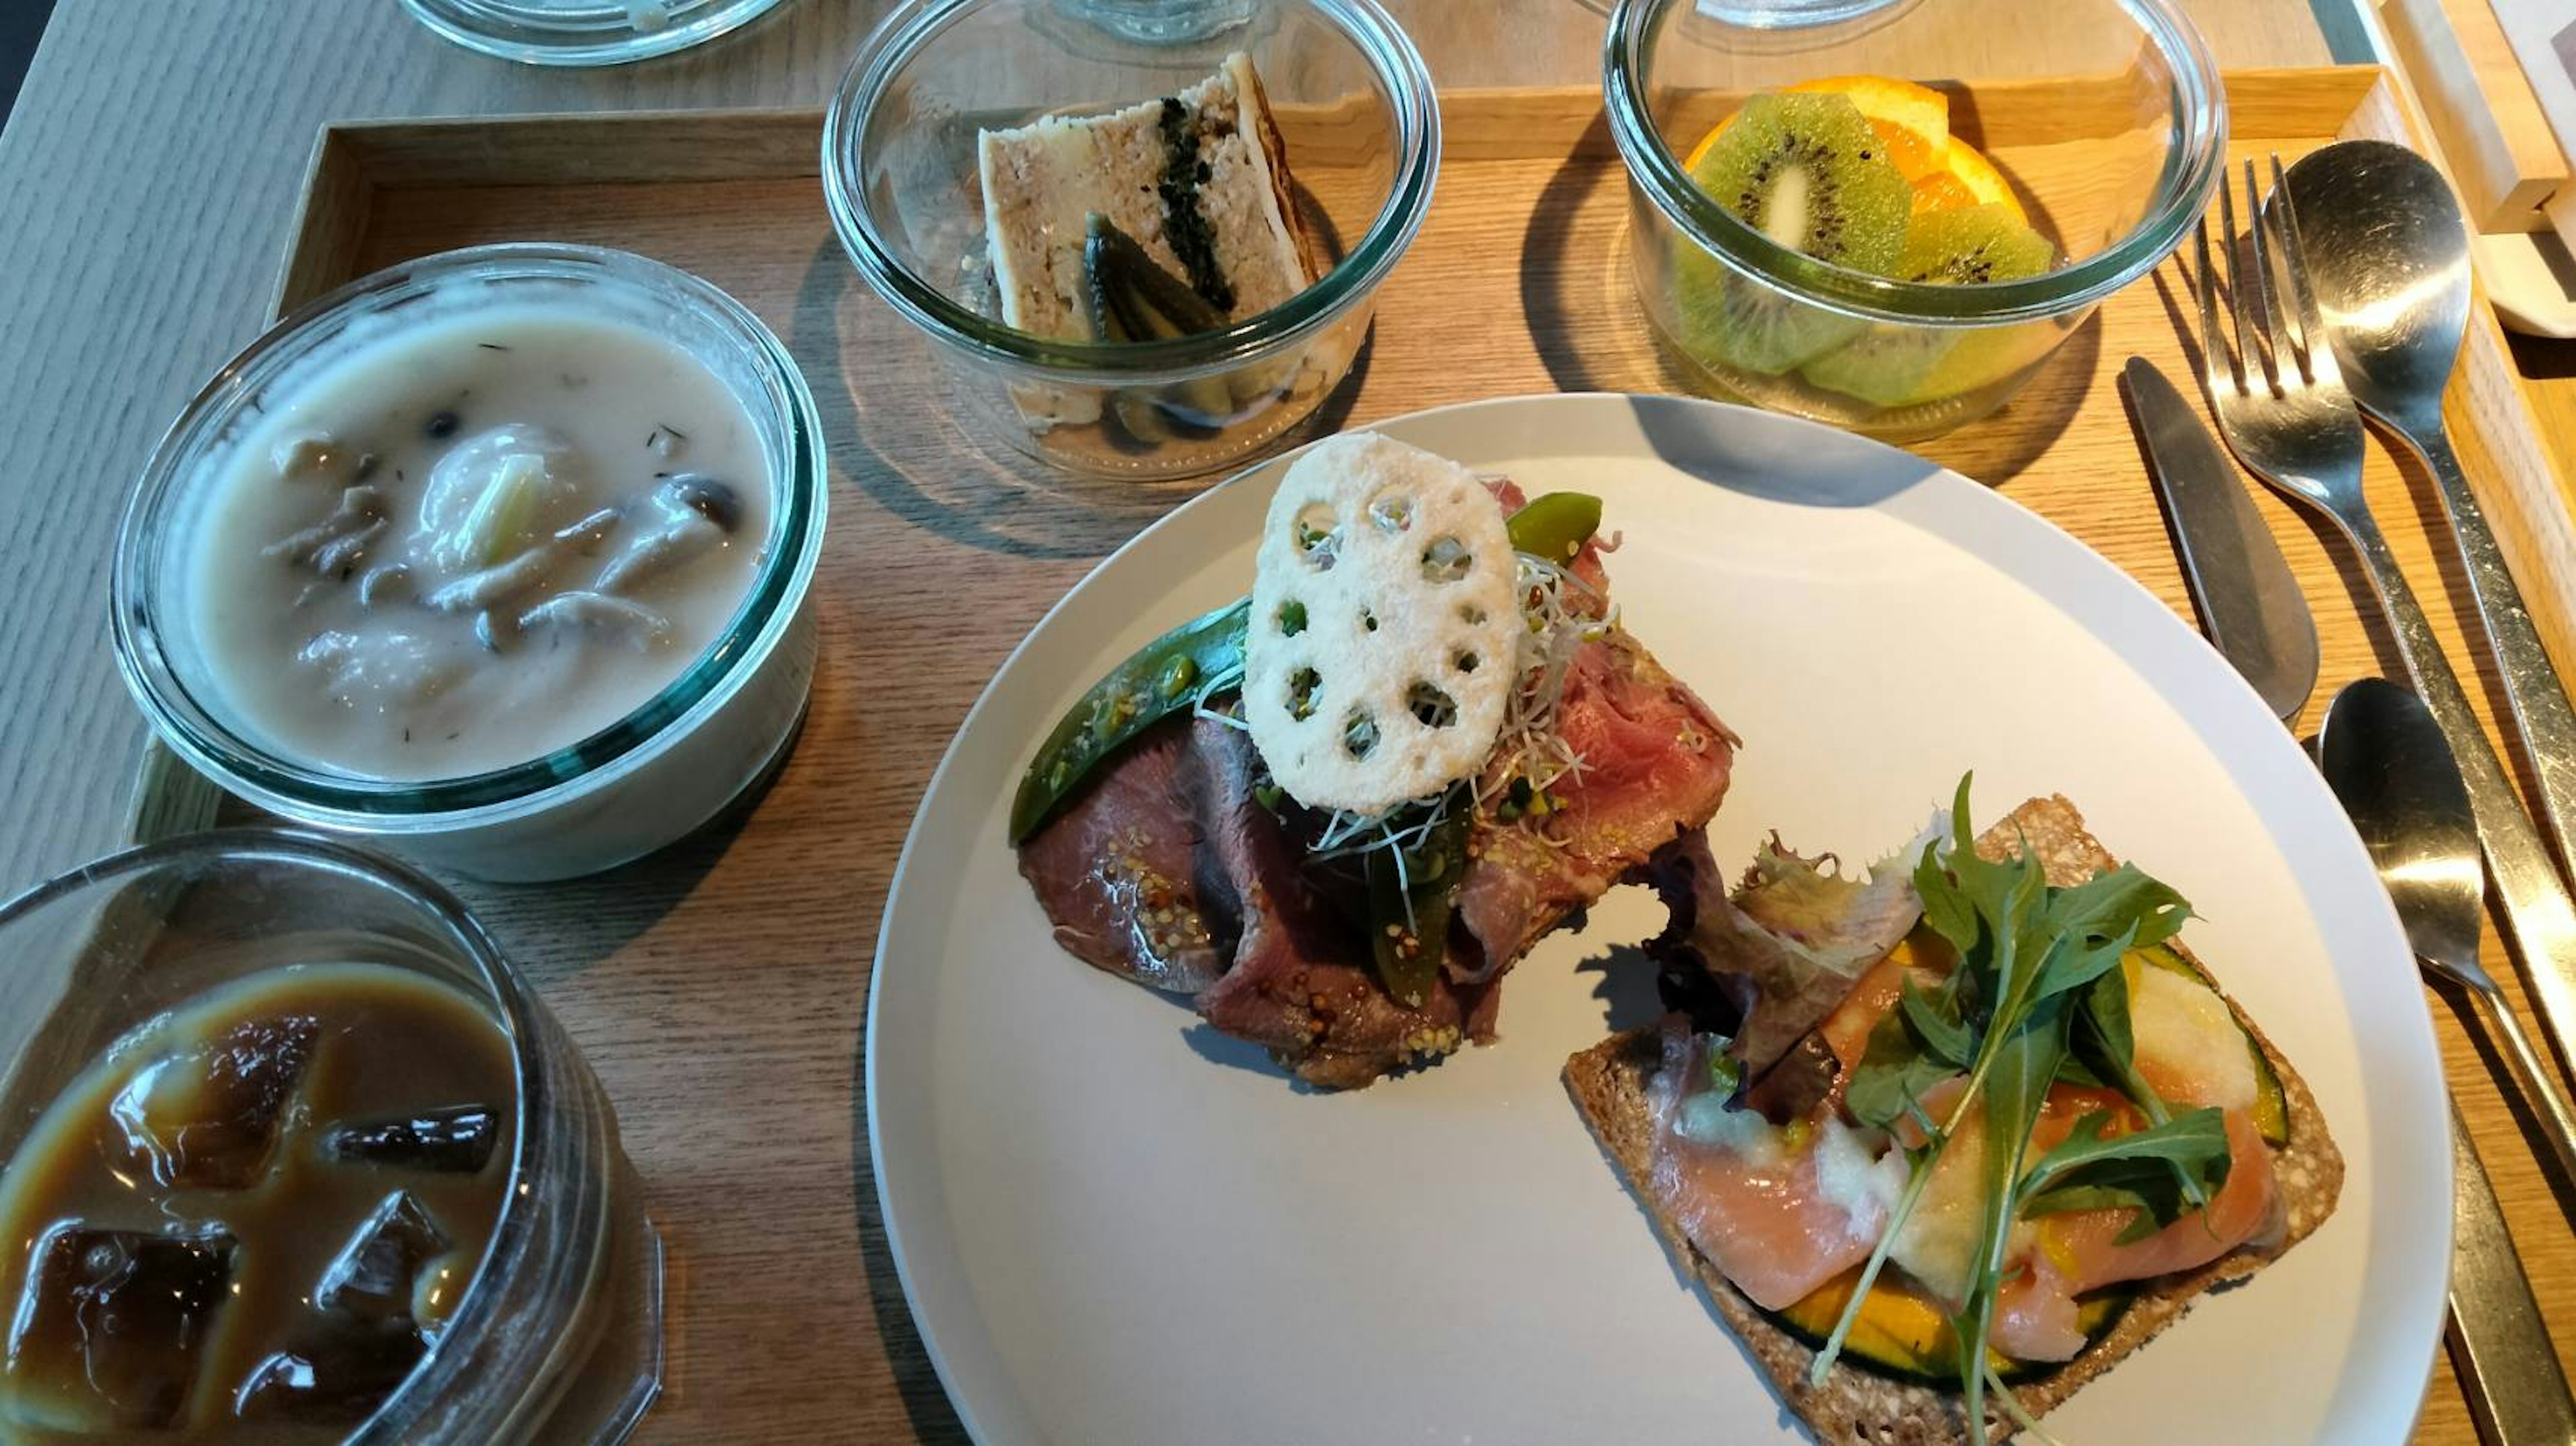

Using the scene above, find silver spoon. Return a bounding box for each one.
[2321,677,2576,1446]
[2283,143,2576,887]
[2319,676,2576,1192]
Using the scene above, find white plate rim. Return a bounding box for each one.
[864,392,2453,1445]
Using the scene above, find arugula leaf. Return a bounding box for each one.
[1854,964,1968,1133]
[2029,920,2139,1003]
[1820,776,2053,1395]
[2067,965,2137,1090]
[1805,775,2210,1446]
[1898,975,1974,1068]
[2017,1107,2233,1245]
[1847,963,1976,1130]
[2052,1053,2106,1089]
[1914,816,1982,955]
[1845,1002,1960,1131]
[2068,956,2212,1214]
[2046,863,2191,952]
[1955,992,2070,1436]
[1966,850,2053,1056]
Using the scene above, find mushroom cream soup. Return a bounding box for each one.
[189,304,770,781]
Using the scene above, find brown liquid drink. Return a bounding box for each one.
[0,965,517,1439]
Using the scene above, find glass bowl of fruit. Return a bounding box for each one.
[824,0,1440,480]
[1604,0,2225,439]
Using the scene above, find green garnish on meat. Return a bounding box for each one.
[1498,490,1601,565]
[1364,793,1473,1009]
[1007,597,1248,842]
[1007,492,1604,844]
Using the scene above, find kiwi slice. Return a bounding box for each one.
[1694,94,1911,272]
[1668,93,1913,376]
[1799,203,2056,408]
[1662,242,1862,380]
[1890,203,2055,286]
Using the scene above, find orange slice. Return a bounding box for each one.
[1784,74,1949,182]
[1682,120,1725,173]
[1931,136,2027,222]
[1682,73,1951,182]
[1910,169,1978,215]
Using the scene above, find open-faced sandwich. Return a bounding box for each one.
[1565,781,2344,1443]
[1010,432,1739,1087]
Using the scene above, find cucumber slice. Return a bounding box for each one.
[2132,942,2290,1146]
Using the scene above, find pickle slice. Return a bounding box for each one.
[1083,214,1235,440]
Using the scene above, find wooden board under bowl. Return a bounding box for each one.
[127,70,2575,1443]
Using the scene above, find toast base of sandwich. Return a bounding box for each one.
[1562,795,2345,1445]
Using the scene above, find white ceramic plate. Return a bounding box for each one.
[869,394,2449,1445]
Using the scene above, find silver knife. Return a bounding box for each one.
[2131,362,2571,1443]
[2447,1099,2576,1446]
[2122,357,2321,720]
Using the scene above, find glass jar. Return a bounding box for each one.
[1605,0,2226,439]
[0,830,663,1443]
[111,243,827,882]
[400,0,789,67]
[824,0,1440,479]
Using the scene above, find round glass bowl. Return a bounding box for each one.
[399,0,788,66]
[824,0,1439,480]
[0,830,661,1443]
[1605,0,2225,439]
[113,243,826,883]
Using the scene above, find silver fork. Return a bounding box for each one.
[2201,154,2576,1443]
[2196,156,2576,1076]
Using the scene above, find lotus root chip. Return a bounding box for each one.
[1245,433,1517,814]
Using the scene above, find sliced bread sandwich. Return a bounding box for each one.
[1564,792,2343,1443]
[977,50,1319,341]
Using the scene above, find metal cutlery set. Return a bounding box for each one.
[2129,140,2576,1442]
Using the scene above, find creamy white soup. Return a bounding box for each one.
[189,305,771,781]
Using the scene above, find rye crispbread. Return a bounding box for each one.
[1562,795,2344,1444]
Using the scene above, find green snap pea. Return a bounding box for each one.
[1008,598,1249,842]
[1366,800,1473,1009]
[1503,490,1602,563]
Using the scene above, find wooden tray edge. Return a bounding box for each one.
[120,66,2576,848]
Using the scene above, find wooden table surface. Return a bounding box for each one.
[4,3,2572,1443]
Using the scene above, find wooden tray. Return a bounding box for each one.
[138,70,2573,1442]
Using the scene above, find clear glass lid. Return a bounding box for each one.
[398,0,790,66]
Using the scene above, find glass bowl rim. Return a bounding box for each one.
[398,0,791,68]
[820,0,1442,376]
[109,241,828,823]
[0,825,556,1429]
[1601,0,2229,325]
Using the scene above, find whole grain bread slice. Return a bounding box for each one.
[1562,795,2345,1445]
